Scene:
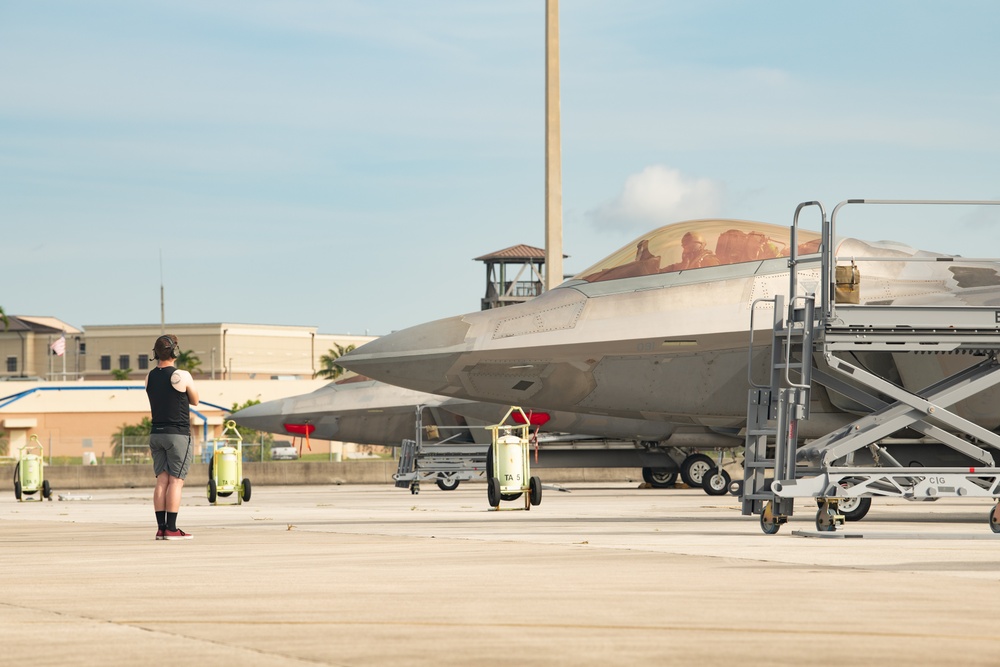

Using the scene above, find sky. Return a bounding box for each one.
[3,1,999,336]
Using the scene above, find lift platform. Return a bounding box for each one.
[742,199,1000,534]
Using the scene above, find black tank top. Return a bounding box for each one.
[146,367,190,435]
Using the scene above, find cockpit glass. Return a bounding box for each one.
[573,219,821,283]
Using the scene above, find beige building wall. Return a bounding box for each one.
[0,379,364,459]
[0,321,374,381]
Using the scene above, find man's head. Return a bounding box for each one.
[153,335,179,361]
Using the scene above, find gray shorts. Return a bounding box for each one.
[150,433,193,480]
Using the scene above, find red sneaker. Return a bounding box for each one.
[155,529,166,540]
[163,529,194,540]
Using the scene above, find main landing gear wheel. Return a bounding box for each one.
[642,467,678,488]
[680,453,715,488]
[702,469,731,496]
[436,475,460,491]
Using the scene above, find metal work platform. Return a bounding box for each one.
[742,198,1000,534]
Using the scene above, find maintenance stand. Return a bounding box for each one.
[743,198,1000,534]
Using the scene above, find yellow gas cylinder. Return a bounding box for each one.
[216,447,239,491]
[21,454,41,491]
[496,434,525,492]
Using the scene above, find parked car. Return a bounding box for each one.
[270,441,299,461]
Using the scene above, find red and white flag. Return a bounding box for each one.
[50,335,66,357]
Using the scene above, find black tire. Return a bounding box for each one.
[680,453,715,488]
[487,477,501,508]
[208,478,217,504]
[42,479,52,500]
[529,476,542,506]
[643,467,678,489]
[14,480,21,501]
[486,444,494,480]
[702,468,731,496]
[436,475,460,491]
[241,478,252,503]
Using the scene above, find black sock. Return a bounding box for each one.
[166,512,178,531]
[156,511,166,530]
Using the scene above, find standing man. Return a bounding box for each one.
[146,334,199,540]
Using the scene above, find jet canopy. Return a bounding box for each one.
[574,219,821,283]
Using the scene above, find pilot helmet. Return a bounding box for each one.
[681,231,706,250]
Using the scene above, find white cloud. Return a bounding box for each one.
[587,165,724,232]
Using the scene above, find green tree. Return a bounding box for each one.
[175,349,202,374]
[315,343,356,379]
[0,429,7,457]
[111,417,152,459]
[111,368,132,380]
[0,305,8,331]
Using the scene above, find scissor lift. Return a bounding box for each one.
[743,199,1000,534]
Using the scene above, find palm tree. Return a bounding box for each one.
[175,349,202,374]
[315,343,356,379]
[111,368,132,380]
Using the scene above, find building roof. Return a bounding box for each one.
[8,316,81,335]
[474,244,567,262]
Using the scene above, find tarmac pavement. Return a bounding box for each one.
[3,482,1000,666]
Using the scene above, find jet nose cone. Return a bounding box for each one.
[230,401,282,433]
[339,315,471,394]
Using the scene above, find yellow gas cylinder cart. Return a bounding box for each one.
[207,420,251,505]
[485,407,542,511]
[13,435,52,502]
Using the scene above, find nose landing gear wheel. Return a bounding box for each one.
[703,469,731,496]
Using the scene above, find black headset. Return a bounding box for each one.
[154,335,179,360]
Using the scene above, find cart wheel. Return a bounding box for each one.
[529,476,542,506]
[208,478,217,504]
[411,481,420,495]
[990,504,1000,534]
[241,478,252,503]
[702,469,731,496]
[42,479,52,500]
[436,475,460,491]
[14,480,21,501]
[487,477,501,508]
[815,507,839,532]
[760,512,781,535]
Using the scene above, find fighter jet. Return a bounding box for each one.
[230,375,740,489]
[339,215,1000,463]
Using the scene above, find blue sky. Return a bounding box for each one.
[3,1,999,335]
